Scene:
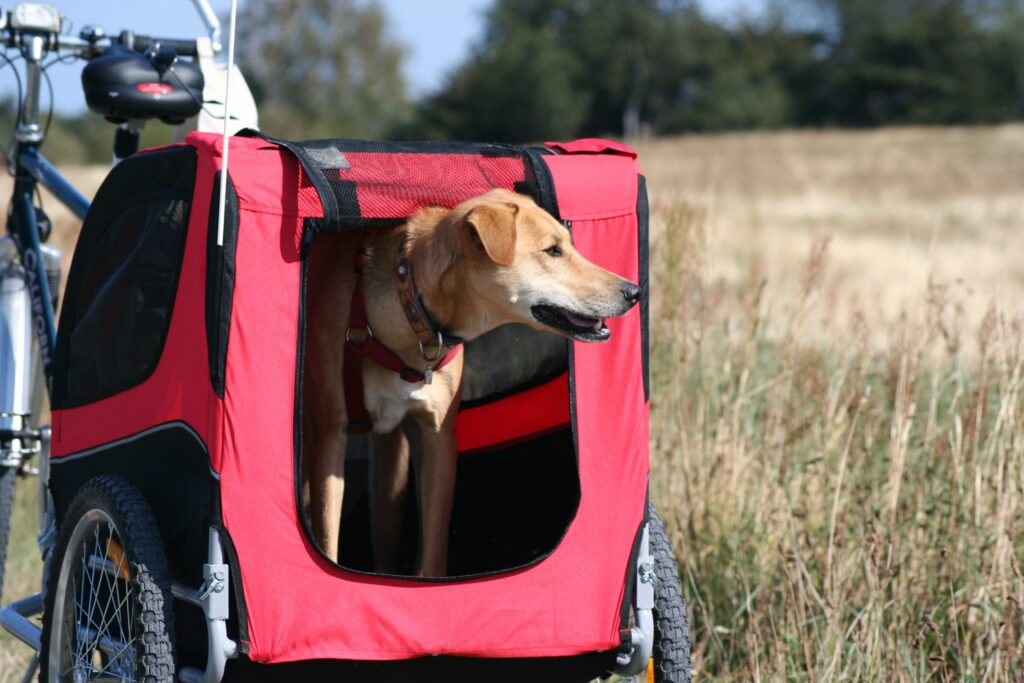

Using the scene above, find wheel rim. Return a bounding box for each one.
[48,509,138,683]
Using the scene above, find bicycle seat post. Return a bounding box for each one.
[15,34,46,145]
[113,122,143,164]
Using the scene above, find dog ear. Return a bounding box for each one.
[465,202,518,266]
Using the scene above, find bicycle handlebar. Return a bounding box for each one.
[1,20,200,59]
[113,32,199,58]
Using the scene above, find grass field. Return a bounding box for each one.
[2,126,1024,681]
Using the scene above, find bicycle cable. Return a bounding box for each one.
[40,60,55,140]
[0,51,24,176]
[166,61,231,123]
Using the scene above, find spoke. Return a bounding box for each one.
[62,587,76,677]
[87,524,124,659]
[85,526,114,662]
[95,634,139,682]
[111,545,129,653]
[77,537,101,670]
[86,584,134,660]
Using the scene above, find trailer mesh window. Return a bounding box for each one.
[53,146,195,408]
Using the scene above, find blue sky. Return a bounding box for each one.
[6,0,761,115]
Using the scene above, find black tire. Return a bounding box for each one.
[0,464,15,598]
[649,502,691,683]
[40,475,176,683]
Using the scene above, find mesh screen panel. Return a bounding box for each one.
[291,138,555,226]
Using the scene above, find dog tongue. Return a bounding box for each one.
[565,311,600,328]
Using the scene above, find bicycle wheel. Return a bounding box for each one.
[648,501,691,683]
[40,475,176,683]
[0,463,15,597]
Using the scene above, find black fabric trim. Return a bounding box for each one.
[293,235,316,570]
[206,171,239,398]
[236,128,340,227]
[213,522,251,655]
[324,175,361,220]
[294,138,529,157]
[526,147,562,222]
[618,493,650,629]
[637,175,650,401]
[49,421,213,587]
[332,217,407,230]
[52,146,197,409]
[222,649,619,683]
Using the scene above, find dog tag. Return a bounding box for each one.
[424,366,433,385]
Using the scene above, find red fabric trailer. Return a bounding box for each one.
[47,131,661,678]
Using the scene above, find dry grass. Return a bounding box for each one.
[3,127,1024,680]
[639,126,1024,681]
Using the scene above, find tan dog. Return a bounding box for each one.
[303,189,640,576]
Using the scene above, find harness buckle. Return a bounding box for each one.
[346,325,373,348]
[417,331,445,363]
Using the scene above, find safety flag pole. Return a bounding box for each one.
[216,0,238,247]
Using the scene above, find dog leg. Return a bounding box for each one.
[308,427,348,562]
[413,415,459,577]
[371,427,411,573]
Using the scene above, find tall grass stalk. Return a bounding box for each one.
[650,203,1024,681]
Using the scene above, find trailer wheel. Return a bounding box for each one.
[40,475,176,683]
[0,464,14,597]
[648,502,691,683]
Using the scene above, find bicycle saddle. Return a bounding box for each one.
[81,45,204,125]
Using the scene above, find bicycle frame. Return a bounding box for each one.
[6,37,90,386]
[9,147,90,376]
[1,5,251,681]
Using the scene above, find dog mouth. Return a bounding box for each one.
[531,304,610,342]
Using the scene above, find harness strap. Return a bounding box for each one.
[343,251,460,435]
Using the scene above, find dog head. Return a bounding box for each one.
[415,189,640,342]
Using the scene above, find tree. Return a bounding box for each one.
[412,22,587,142]
[808,0,1024,125]
[411,0,673,142]
[235,0,409,139]
[409,0,824,141]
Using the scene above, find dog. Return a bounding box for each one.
[302,189,640,577]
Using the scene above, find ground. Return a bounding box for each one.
[3,126,1024,681]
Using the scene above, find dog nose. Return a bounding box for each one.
[621,282,641,305]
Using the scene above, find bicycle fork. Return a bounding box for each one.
[0,237,60,530]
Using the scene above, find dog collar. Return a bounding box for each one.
[343,252,462,435]
[395,253,464,355]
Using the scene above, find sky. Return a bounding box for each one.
[2,0,762,116]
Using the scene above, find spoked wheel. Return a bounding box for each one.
[40,475,175,683]
[600,502,691,683]
[647,502,691,683]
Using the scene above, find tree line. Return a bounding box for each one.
[10,0,1024,164]
[408,0,1024,141]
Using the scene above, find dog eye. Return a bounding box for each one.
[544,245,563,257]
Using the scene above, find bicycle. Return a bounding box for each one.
[0,2,255,679]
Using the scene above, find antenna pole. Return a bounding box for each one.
[216,0,238,247]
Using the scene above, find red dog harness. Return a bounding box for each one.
[344,251,462,435]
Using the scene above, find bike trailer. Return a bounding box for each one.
[47,131,667,680]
